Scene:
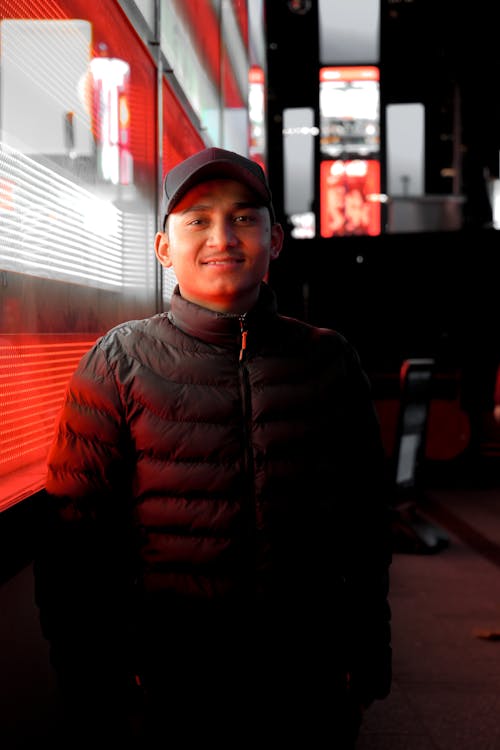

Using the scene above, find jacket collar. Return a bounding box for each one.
[168,282,278,346]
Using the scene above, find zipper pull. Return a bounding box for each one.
[239,316,248,362]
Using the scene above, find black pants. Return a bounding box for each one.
[134,652,363,749]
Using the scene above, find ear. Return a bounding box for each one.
[155,231,173,268]
[269,223,284,260]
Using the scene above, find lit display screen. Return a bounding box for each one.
[319,66,381,237]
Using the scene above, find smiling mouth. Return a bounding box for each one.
[203,258,244,265]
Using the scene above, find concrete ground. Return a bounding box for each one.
[358,484,500,750]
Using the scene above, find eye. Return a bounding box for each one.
[233,212,257,224]
[186,216,206,227]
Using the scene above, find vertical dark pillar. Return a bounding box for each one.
[264,0,320,227]
[264,1,320,320]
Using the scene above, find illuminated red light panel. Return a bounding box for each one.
[0,334,98,512]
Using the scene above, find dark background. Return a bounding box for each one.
[264,0,499,370]
[263,0,500,473]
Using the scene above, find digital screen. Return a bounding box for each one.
[320,66,380,160]
[320,158,380,237]
[319,66,381,237]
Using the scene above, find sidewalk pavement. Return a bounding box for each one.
[357,485,500,750]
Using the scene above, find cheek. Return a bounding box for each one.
[163,245,196,275]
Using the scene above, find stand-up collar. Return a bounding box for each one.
[168,283,278,346]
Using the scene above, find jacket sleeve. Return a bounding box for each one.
[33,342,139,713]
[336,338,393,706]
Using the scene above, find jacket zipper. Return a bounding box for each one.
[238,313,256,591]
[239,315,248,362]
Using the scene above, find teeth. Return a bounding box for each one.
[206,259,240,264]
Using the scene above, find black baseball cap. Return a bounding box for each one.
[160,147,275,228]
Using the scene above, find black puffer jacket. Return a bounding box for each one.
[35,282,391,707]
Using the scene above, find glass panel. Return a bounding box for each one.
[283,107,316,239]
[161,0,222,144]
[0,0,158,508]
[0,5,158,316]
[386,103,425,197]
[0,334,98,512]
[220,0,249,151]
[318,0,380,65]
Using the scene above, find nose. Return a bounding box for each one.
[207,218,238,248]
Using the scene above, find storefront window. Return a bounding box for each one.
[0,0,158,509]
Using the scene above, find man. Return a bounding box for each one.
[34,147,392,748]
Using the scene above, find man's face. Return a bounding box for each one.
[155,178,283,314]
